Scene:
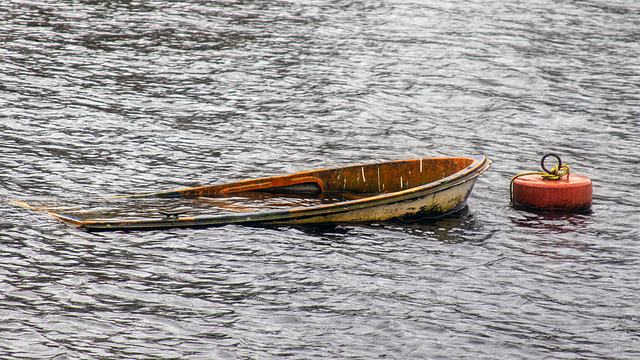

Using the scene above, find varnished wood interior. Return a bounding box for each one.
[152,157,476,198]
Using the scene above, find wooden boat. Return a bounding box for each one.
[13,156,491,231]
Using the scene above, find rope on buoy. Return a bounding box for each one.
[509,153,570,203]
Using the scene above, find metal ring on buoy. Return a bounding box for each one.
[541,153,562,175]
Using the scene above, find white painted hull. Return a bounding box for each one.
[15,156,491,231]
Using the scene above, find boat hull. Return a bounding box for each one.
[14,156,491,231]
[278,177,476,225]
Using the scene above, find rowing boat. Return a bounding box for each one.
[13,156,491,231]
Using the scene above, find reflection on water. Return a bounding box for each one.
[287,206,485,244]
[510,206,593,232]
[379,206,494,244]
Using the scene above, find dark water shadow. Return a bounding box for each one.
[282,206,494,244]
[509,204,593,234]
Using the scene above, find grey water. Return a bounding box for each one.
[1,0,639,359]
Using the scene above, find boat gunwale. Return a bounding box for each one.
[78,156,491,230]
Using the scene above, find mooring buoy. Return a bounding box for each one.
[510,153,592,212]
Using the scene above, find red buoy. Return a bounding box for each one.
[511,154,592,212]
[512,174,592,211]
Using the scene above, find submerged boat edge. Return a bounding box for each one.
[77,156,491,231]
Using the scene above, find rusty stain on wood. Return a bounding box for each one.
[15,157,492,231]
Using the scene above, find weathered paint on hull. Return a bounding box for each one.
[77,180,475,231]
[78,170,482,231]
[272,178,476,225]
[14,156,491,231]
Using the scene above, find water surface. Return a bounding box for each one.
[1,0,639,359]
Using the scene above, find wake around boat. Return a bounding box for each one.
[13,156,491,231]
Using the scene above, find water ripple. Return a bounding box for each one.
[1,0,640,359]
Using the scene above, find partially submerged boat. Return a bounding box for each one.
[14,156,491,231]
